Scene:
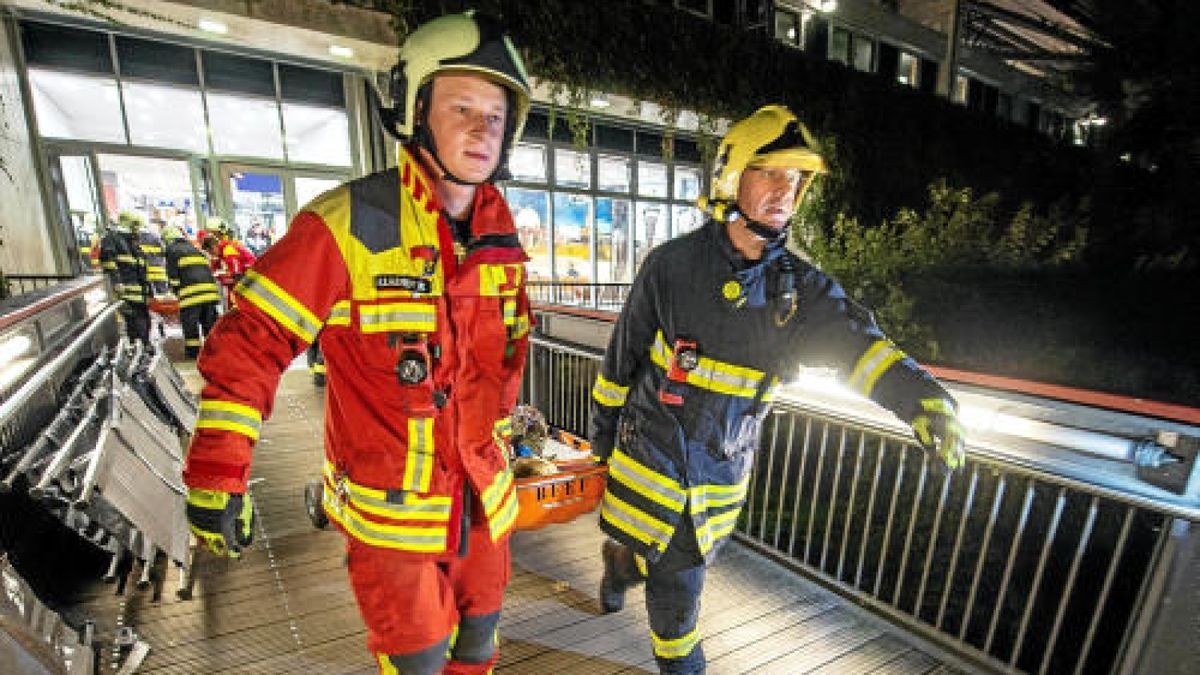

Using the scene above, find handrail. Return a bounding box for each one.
[0,275,104,332]
[0,300,121,428]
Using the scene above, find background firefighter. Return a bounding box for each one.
[181,11,533,675]
[161,224,221,358]
[98,211,169,344]
[588,105,967,675]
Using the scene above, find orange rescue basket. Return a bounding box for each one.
[513,431,608,531]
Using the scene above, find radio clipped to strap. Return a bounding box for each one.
[659,338,699,406]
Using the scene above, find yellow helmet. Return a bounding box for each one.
[387,11,530,140]
[698,105,827,222]
[114,211,145,231]
[160,224,185,241]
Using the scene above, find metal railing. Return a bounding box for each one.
[1,273,79,300]
[522,327,1198,675]
[527,281,631,311]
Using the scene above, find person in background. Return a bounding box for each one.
[589,105,967,675]
[162,224,221,358]
[181,11,534,674]
[98,212,158,344]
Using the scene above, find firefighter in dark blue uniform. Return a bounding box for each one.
[589,105,966,674]
[162,224,221,358]
[99,211,168,344]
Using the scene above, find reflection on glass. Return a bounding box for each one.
[852,35,874,72]
[637,161,668,198]
[505,188,551,281]
[672,204,704,237]
[208,92,284,159]
[634,201,667,269]
[598,155,631,192]
[283,103,351,166]
[553,193,593,286]
[97,154,197,235]
[229,171,285,255]
[596,197,632,283]
[673,167,702,201]
[554,149,590,189]
[509,143,546,182]
[59,155,102,266]
[123,81,207,152]
[29,69,125,143]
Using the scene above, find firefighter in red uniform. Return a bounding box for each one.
[181,11,533,674]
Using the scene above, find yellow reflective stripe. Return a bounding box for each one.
[688,477,750,513]
[102,262,117,270]
[921,398,955,415]
[180,293,220,308]
[401,418,435,493]
[139,244,162,254]
[610,449,686,511]
[327,301,351,326]
[322,487,447,552]
[236,269,323,343]
[493,417,513,438]
[185,338,202,346]
[321,463,451,522]
[652,626,701,660]
[634,554,649,578]
[848,339,906,397]
[146,269,168,281]
[487,487,518,542]
[600,491,672,549]
[358,302,436,333]
[180,282,220,297]
[510,313,531,340]
[115,254,137,264]
[649,331,770,399]
[502,299,517,326]
[695,506,742,555]
[592,374,629,407]
[178,255,209,267]
[195,399,262,441]
[481,468,514,516]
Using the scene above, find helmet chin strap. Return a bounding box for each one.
[728,207,788,243]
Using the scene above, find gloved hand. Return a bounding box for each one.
[186,488,255,558]
[911,398,966,470]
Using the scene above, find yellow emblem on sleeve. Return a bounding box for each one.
[722,280,742,302]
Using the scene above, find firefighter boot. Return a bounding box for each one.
[600,539,644,613]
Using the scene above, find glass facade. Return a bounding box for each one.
[505,111,705,286]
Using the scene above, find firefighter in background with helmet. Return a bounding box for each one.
[181,11,533,674]
[99,211,168,344]
[589,105,967,675]
[161,224,221,358]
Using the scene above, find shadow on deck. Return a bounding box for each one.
[70,367,967,674]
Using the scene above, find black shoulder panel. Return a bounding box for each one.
[349,168,401,253]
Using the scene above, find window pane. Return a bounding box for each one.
[123,81,207,152]
[673,166,701,201]
[595,124,634,152]
[637,161,668,198]
[22,22,112,73]
[852,35,875,72]
[554,149,590,189]
[509,143,546,182]
[673,204,705,238]
[295,176,342,210]
[634,201,667,269]
[202,51,275,97]
[596,197,632,284]
[279,64,344,106]
[229,171,286,252]
[553,193,593,283]
[116,36,198,86]
[830,27,851,65]
[775,9,801,47]
[598,155,631,192]
[29,69,125,143]
[208,92,284,159]
[283,103,351,165]
[97,154,195,232]
[898,52,918,87]
[505,188,550,282]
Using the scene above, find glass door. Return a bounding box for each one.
[95,153,203,237]
[44,149,104,273]
[218,163,346,256]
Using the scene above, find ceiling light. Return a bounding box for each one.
[329,45,354,58]
[589,95,611,109]
[198,18,228,34]
[817,0,838,11]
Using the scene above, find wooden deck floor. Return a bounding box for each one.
[72,364,967,674]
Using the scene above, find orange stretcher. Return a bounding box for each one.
[514,429,607,531]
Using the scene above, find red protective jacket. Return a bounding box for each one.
[184,146,532,558]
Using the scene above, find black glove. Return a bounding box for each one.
[186,488,256,558]
[911,398,966,470]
